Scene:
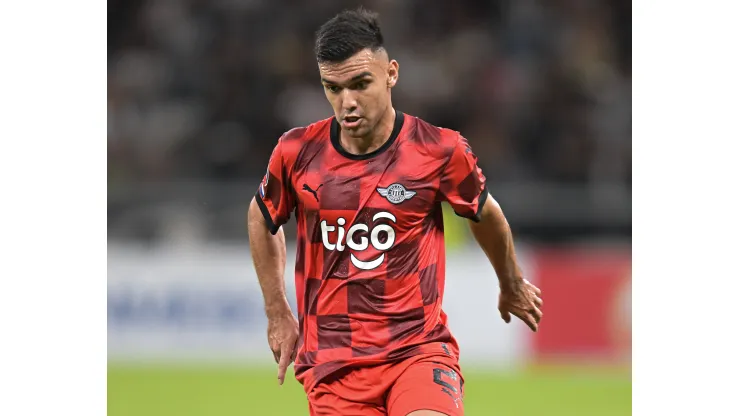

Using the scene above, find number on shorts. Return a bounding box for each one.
[433,367,463,408]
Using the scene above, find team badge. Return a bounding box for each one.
[377,183,416,204]
[260,166,269,198]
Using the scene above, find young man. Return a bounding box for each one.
[247,8,543,416]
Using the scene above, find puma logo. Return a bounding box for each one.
[303,183,323,202]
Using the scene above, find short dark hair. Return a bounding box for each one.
[314,7,385,63]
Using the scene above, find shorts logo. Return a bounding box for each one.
[259,166,269,198]
[377,183,416,204]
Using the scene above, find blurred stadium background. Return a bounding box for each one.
[108,0,631,414]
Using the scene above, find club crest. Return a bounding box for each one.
[377,183,416,204]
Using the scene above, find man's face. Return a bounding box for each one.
[318,48,399,139]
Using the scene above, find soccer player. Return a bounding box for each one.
[247,8,543,416]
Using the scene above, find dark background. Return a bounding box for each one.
[108,0,631,245]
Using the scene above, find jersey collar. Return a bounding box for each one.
[330,110,405,161]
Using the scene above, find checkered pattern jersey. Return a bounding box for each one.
[255,111,488,394]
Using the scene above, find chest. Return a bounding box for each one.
[291,152,443,230]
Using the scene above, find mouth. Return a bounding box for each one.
[342,116,362,128]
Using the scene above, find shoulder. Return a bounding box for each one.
[275,117,333,159]
[402,114,464,158]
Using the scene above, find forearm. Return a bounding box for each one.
[248,198,292,317]
[468,194,524,292]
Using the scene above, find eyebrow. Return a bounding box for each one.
[321,71,373,86]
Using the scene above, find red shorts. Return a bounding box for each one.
[307,356,465,416]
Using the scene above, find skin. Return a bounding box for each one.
[318,48,399,155]
[247,47,543,416]
[470,194,543,332]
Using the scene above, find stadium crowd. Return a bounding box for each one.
[108,0,631,188]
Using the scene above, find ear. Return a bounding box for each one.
[387,59,399,88]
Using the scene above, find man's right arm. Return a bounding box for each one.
[250,137,300,384]
[248,196,299,384]
[249,136,296,315]
[248,196,291,318]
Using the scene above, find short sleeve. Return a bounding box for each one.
[438,135,488,222]
[255,139,296,234]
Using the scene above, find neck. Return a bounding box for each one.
[340,105,396,155]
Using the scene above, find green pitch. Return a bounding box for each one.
[108,364,631,415]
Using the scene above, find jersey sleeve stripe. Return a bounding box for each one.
[452,185,489,223]
[473,186,489,221]
[254,190,280,235]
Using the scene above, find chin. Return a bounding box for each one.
[343,125,368,138]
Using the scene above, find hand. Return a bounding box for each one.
[267,313,300,385]
[499,278,543,332]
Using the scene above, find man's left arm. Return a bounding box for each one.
[438,133,542,332]
[468,194,543,332]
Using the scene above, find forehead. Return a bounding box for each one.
[318,49,387,82]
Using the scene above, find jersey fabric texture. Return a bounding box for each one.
[255,111,488,396]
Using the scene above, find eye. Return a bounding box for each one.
[354,81,369,90]
[325,85,340,93]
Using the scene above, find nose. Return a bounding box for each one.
[341,89,358,114]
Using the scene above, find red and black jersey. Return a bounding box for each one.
[255,111,488,394]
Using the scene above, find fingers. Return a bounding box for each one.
[270,336,282,364]
[500,279,543,332]
[521,304,543,331]
[499,293,512,323]
[290,337,299,362]
[500,308,511,324]
[512,309,538,332]
[526,279,542,297]
[531,304,543,323]
[525,279,543,323]
[269,337,280,363]
[277,346,291,385]
[277,339,297,385]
